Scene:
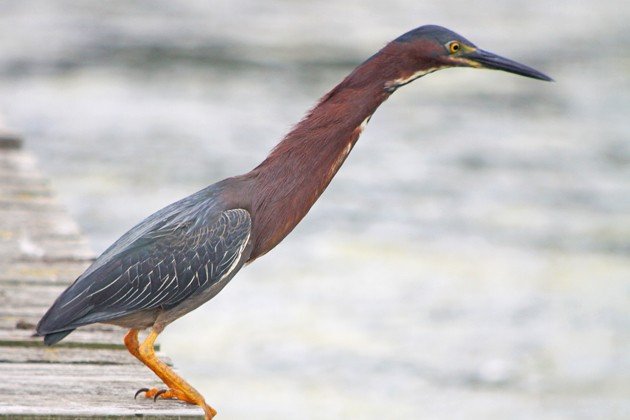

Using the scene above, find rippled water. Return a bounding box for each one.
[1,1,629,419]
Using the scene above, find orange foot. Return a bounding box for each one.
[135,387,196,403]
[125,328,217,419]
[134,387,217,418]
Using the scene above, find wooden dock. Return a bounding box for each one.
[0,131,202,418]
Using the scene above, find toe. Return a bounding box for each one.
[153,389,168,401]
[134,387,162,399]
[134,388,150,399]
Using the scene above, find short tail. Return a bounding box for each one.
[36,287,95,346]
[42,329,75,346]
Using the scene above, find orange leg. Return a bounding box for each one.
[123,328,142,359]
[123,328,217,419]
[124,329,169,398]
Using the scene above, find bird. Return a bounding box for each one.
[36,24,551,419]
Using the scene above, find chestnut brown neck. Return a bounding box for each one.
[242,44,420,260]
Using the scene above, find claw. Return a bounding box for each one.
[153,389,168,402]
[134,388,150,399]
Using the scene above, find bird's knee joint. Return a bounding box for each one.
[124,334,139,349]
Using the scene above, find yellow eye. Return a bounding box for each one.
[448,41,461,54]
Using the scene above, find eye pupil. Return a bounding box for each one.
[451,43,460,52]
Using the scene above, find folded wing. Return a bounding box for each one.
[37,208,251,343]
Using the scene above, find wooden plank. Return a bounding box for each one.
[0,260,89,284]
[0,283,74,310]
[0,363,202,418]
[0,232,87,254]
[0,132,23,149]
[0,206,82,229]
[0,327,163,353]
[0,316,117,333]
[0,198,67,211]
[0,346,172,366]
[0,329,124,349]
[1,346,131,365]
[0,149,38,171]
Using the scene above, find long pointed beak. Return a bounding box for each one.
[464,49,553,81]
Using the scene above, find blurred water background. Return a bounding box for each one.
[1,1,629,419]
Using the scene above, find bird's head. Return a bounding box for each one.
[381,25,552,91]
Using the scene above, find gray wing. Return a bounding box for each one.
[37,208,251,335]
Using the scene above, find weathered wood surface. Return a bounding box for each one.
[0,119,22,149]
[0,363,194,418]
[0,139,202,418]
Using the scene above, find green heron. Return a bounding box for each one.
[37,25,551,419]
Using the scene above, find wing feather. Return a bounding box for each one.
[37,208,251,335]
